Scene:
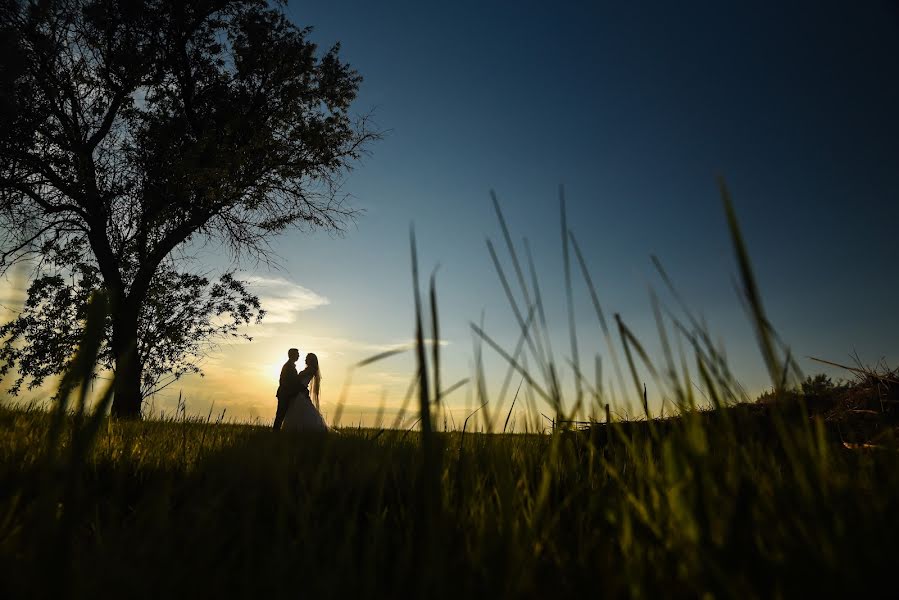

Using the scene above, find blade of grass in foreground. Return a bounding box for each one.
[430,268,441,409]
[491,191,548,368]
[521,238,552,360]
[719,178,784,389]
[569,230,629,411]
[491,304,537,430]
[560,187,582,415]
[470,322,553,406]
[487,238,548,388]
[410,226,432,437]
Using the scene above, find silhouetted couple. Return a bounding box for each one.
[273,349,328,432]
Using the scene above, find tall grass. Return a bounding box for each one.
[1,183,897,597]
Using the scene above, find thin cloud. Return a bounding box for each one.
[244,276,330,324]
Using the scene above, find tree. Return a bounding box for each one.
[0,0,377,417]
[0,249,265,400]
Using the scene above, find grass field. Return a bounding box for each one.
[2,388,899,598]
[2,186,898,598]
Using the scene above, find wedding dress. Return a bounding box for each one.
[282,369,328,432]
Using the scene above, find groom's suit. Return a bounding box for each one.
[273,360,300,430]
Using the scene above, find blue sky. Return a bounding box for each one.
[220,0,899,425]
[207,0,894,423]
[8,0,897,427]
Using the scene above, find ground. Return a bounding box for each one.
[2,379,899,598]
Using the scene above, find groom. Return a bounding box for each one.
[273,348,301,430]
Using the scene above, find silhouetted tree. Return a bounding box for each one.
[0,0,377,417]
[0,243,264,400]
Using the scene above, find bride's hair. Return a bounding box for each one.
[306,353,322,409]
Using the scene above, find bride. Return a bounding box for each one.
[282,352,329,432]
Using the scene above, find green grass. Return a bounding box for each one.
[3,183,899,597]
[2,396,899,598]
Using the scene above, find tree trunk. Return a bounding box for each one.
[110,304,143,419]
